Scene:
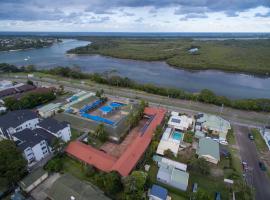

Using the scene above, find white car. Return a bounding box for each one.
[219,140,228,145]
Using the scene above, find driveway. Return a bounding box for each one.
[234,125,270,200]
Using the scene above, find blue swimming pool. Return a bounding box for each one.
[172,131,183,141]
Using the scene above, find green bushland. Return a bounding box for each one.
[1,63,270,112]
[67,38,270,75]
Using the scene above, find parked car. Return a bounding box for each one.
[215,192,221,200]
[219,140,228,146]
[248,133,254,140]
[192,183,198,193]
[259,161,267,171]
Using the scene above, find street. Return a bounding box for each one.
[234,125,270,200]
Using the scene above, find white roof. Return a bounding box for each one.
[156,140,180,156]
[168,115,193,130]
[161,157,187,172]
[171,111,179,116]
[161,128,172,140]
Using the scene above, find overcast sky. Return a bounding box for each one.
[0,0,270,32]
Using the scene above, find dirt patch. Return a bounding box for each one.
[100,118,147,158]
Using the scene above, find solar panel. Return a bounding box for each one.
[171,118,181,123]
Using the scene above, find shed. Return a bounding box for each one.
[37,103,62,118]
[19,168,48,193]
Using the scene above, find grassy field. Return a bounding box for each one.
[68,38,270,75]
[251,128,268,153]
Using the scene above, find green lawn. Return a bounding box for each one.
[189,172,230,200]
[251,128,268,153]
[70,128,83,140]
[227,129,236,145]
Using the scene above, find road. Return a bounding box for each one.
[234,125,270,200]
[1,74,269,129]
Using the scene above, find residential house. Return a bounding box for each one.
[37,118,71,142]
[197,138,220,164]
[154,155,189,191]
[157,164,189,191]
[156,128,181,156]
[0,110,39,139]
[195,113,231,141]
[37,103,62,118]
[148,184,169,200]
[168,113,193,131]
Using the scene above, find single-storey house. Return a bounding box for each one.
[196,113,231,141]
[157,164,189,191]
[197,138,220,164]
[148,184,169,200]
[156,128,181,156]
[168,113,193,131]
[153,155,187,172]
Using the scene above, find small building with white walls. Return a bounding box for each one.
[38,103,62,118]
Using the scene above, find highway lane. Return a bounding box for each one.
[234,125,270,200]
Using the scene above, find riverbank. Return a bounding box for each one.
[67,38,270,76]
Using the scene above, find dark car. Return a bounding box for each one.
[259,161,267,171]
[248,133,254,140]
[215,192,221,200]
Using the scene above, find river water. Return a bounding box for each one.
[0,39,269,99]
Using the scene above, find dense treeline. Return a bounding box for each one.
[67,38,270,75]
[1,64,270,112]
[42,67,270,112]
[4,91,56,110]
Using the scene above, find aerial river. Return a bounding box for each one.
[0,39,270,99]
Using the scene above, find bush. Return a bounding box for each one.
[44,157,63,172]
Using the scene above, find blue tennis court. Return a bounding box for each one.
[99,106,113,113]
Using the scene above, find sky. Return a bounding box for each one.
[0,0,270,32]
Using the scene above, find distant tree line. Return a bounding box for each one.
[1,63,270,112]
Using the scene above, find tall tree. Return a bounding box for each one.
[124,171,147,200]
[0,140,27,186]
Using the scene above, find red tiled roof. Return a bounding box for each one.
[65,107,166,176]
[66,141,117,172]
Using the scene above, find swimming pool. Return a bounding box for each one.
[172,131,183,141]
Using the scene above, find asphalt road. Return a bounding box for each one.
[1,74,269,128]
[234,125,270,200]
